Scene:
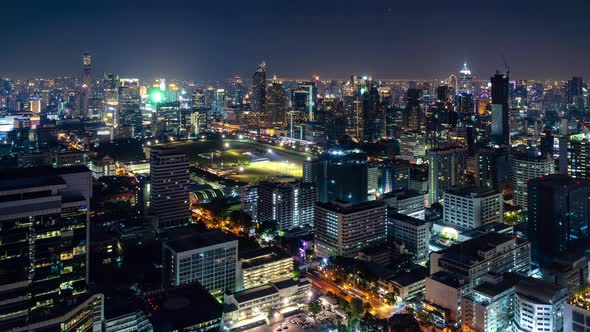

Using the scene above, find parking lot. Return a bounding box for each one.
[243,310,342,332]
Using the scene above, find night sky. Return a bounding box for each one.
[2,0,589,81]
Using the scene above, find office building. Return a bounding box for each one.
[567,132,590,179]
[399,130,426,160]
[367,164,378,195]
[512,151,554,208]
[380,188,425,219]
[513,277,568,332]
[380,159,411,193]
[222,278,311,330]
[430,232,531,287]
[251,62,266,114]
[490,71,509,146]
[292,81,317,122]
[257,181,317,230]
[265,78,287,126]
[238,247,294,290]
[162,230,238,296]
[317,149,368,204]
[118,78,142,138]
[240,184,258,223]
[542,255,589,293]
[461,273,522,332]
[80,51,92,117]
[475,146,512,191]
[565,286,590,332]
[427,146,468,207]
[314,200,387,257]
[527,175,590,266]
[378,266,429,302]
[424,271,469,324]
[0,166,98,331]
[443,187,503,230]
[149,146,190,230]
[389,213,431,262]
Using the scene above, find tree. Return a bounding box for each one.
[349,298,364,319]
[363,302,372,316]
[308,301,322,325]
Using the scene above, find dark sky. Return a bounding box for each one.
[1,0,589,81]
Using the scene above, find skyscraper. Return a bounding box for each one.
[102,73,119,127]
[80,51,92,117]
[427,146,468,207]
[511,151,554,208]
[527,175,590,266]
[150,146,190,230]
[490,71,510,146]
[292,81,317,122]
[257,181,317,230]
[0,166,103,331]
[265,78,287,126]
[316,149,369,204]
[458,62,473,95]
[251,62,266,115]
[315,200,387,257]
[362,84,383,141]
[118,78,142,137]
[567,132,590,179]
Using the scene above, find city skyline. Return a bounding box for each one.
[2,0,590,80]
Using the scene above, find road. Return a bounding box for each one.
[306,269,395,319]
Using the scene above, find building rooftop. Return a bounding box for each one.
[428,271,466,289]
[164,230,237,253]
[390,213,429,227]
[568,285,590,311]
[148,284,222,332]
[239,247,292,269]
[444,187,500,199]
[468,272,522,300]
[438,232,522,267]
[233,284,278,303]
[387,265,429,287]
[316,200,386,214]
[515,277,567,304]
[381,188,422,200]
[460,222,513,240]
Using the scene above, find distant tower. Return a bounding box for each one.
[490,71,510,146]
[81,51,92,116]
[251,62,266,114]
[459,61,473,94]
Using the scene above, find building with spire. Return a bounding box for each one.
[251,62,266,114]
[80,51,91,117]
[459,62,473,95]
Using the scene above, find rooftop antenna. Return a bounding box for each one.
[501,54,510,77]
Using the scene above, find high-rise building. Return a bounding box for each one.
[362,84,383,141]
[566,76,584,105]
[265,78,287,126]
[149,146,190,230]
[567,133,590,179]
[490,71,510,146]
[427,146,468,207]
[513,278,568,332]
[512,151,554,208]
[102,73,119,127]
[461,273,522,332]
[319,149,368,204]
[475,145,512,190]
[251,62,266,114]
[430,232,531,287]
[367,164,379,195]
[459,62,474,94]
[314,200,387,257]
[257,181,317,230]
[162,230,238,296]
[118,78,142,137]
[380,160,411,194]
[389,213,431,262]
[443,187,503,230]
[80,51,92,117]
[527,175,590,266]
[0,166,103,331]
[292,81,317,122]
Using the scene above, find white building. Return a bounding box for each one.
[389,213,431,263]
[162,230,238,296]
[443,187,503,230]
[238,247,294,291]
[314,200,387,257]
[513,277,568,332]
[222,278,311,330]
[380,189,425,220]
[511,152,553,208]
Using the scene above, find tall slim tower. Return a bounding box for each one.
[251,62,266,114]
[490,71,510,146]
[81,51,92,117]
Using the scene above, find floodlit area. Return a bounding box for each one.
[163,138,311,183]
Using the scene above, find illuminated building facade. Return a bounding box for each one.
[427,146,468,207]
[238,247,294,290]
[314,200,387,257]
[257,181,317,230]
[511,151,554,208]
[443,187,503,230]
[0,166,96,331]
[490,71,510,146]
[149,146,190,229]
[567,133,590,179]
